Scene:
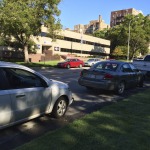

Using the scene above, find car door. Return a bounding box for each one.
[69,59,76,67]
[0,69,12,128]
[129,63,141,84]
[76,59,81,67]
[68,59,73,67]
[120,64,136,88]
[4,68,51,122]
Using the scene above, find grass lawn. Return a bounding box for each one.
[16,89,150,150]
[16,60,60,67]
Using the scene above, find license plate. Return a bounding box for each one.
[95,75,103,79]
[90,74,95,78]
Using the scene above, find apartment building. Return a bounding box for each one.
[110,8,143,27]
[74,15,110,34]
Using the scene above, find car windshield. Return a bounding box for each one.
[93,62,118,71]
[65,59,71,62]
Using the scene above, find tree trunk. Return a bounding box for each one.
[24,45,29,63]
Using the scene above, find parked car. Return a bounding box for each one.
[78,60,144,95]
[132,54,150,77]
[84,58,101,67]
[57,58,84,69]
[0,61,74,129]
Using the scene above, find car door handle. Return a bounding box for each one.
[16,94,25,98]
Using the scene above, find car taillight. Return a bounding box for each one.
[104,73,113,79]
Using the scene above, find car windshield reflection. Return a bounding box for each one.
[65,59,71,62]
[87,59,94,62]
[94,62,118,71]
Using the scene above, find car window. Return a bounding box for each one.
[88,59,94,61]
[121,64,132,72]
[3,68,45,89]
[144,55,150,61]
[94,62,118,71]
[0,69,9,90]
[65,59,70,62]
[129,64,139,72]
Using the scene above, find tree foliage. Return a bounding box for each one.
[93,28,109,39]
[120,14,150,59]
[93,14,150,60]
[0,0,62,62]
[112,46,125,57]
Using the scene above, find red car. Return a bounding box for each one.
[57,58,84,69]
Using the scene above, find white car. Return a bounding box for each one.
[84,58,101,67]
[0,61,74,129]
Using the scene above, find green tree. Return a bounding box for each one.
[121,14,150,59]
[93,25,126,54]
[112,46,126,59]
[0,0,62,62]
[93,14,150,60]
[93,28,109,39]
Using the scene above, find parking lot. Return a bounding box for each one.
[0,67,150,150]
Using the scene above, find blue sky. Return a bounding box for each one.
[58,0,150,29]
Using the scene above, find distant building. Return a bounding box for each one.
[74,15,110,34]
[0,25,110,62]
[110,8,143,27]
[22,25,110,62]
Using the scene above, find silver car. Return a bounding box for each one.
[0,61,73,129]
[84,58,101,67]
[78,60,144,94]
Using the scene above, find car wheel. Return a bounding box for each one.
[52,97,68,118]
[115,81,125,95]
[79,64,82,68]
[67,64,70,69]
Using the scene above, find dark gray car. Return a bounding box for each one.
[78,60,144,94]
[0,61,73,129]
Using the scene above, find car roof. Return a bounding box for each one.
[100,60,126,65]
[0,61,20,66]
[0,61,23,67]
[67,58,77,60]
[0,61,33,71]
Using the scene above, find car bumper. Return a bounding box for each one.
[68,90,74,105]
[78,78,116,91]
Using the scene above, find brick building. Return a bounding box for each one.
[110,8,143,27]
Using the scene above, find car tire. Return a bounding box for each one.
[67,64,70,69]
[52,97,68,118]
[115,81,125,95]
[79,64,82,68]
